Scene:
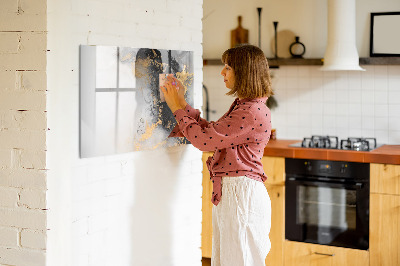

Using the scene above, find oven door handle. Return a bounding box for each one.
[287,177,364,189]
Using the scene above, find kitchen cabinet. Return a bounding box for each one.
[370,163,400,266]
[261,156,285,266]
[370,163,400,195]
[201,154,286,266]
[284,241,369,266]
[201,152,213,258]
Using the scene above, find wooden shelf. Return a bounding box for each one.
[203,57,400,67]
[359,57,400,65]
[203,58,323,67]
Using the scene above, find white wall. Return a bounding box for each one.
[0,0,48,265]
[203,0,400,145]
[47,0,203,266]
[203,0,400,58]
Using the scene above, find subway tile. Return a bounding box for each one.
[297,89,313,103]
[298,67,311,78]
[323,115,336,129]
[297,101,312,114]
[285,66,298,77]
[362,116,375,130]
[311,102,323,113]
[336,90,349,103]
[348,90,362,103]
[374,65,388,78]
[374,90,388,104]
[298,77,311,89]
[361,104,375,116]
[335,72,349,90]
[362,90,375,104]
[322,70,335,78]
[388,91,400,104]
[311,87,323,101]
[310,66,324,77]
[274,66,287,77]
[336,128,349,140]
[311,114,324,128]
[388,117,400,131]
[348,74,362,90]
[323,87,336,103]
[286,77,299,89]
[336,103,349,116]
[348,103,362,116]
[374,77,388,91]
[311,127,324,136]
[361,75,374,91]
[388,104,400,117]
[323,103,336,115]
[388,75,400,91]
[349,128,362,137]
[374,130,389,144]
[361,129,375,138]
[310,77,324,90]
[348,116,362,129]
[388,65,400,76]
[375,104,389,117]
[388,131,400,143]
[374,117,389,130]
[336,115,348,129]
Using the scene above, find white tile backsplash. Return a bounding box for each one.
[204,65,400,144]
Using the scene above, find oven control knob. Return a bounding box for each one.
[304,161,312,171]
[340,164,347,174]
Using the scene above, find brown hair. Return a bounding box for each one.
[221,44,273,99]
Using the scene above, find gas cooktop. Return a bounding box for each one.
[289,135,383,151]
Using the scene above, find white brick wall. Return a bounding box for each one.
[46,0,203,266]
[0,0,48,265]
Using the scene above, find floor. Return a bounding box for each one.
[202,257,211,266]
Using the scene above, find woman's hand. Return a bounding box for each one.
[169,75,187,108]
[160,76,186,113]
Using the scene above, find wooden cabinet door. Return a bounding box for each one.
[201,152,213,258]
[370,193,400,266]
[284,241,369,266]
[264,184,284,266]
[262,156,285,186]
[370,163,400,195]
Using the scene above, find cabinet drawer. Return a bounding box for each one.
[284,241,369,266]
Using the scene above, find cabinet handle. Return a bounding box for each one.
[314,252,335,257]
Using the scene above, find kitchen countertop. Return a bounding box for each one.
[263,139,400,165]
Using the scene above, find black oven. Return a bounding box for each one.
[285,158,369,250]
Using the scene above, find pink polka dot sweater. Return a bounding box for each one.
[169,97,272,206]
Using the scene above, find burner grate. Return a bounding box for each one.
[301,135,339,149]
[340,137,377,151]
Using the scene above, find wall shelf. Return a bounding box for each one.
[203,57,400,67]
[359,57,400,65]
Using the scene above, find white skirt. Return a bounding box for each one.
[212,176,271,266]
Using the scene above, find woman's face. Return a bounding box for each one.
[220,64,235,89]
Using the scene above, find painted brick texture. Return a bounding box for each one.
[46,0,204,265]
[0,0,47,265]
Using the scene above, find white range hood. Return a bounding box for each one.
[320,0,365,71]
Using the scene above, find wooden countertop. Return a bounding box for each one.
[263,139,400,165]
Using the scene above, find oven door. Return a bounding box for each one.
[285,177,369,250]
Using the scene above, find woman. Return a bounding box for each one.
[161,44,273,266]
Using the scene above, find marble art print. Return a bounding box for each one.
[80,45,194,158]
